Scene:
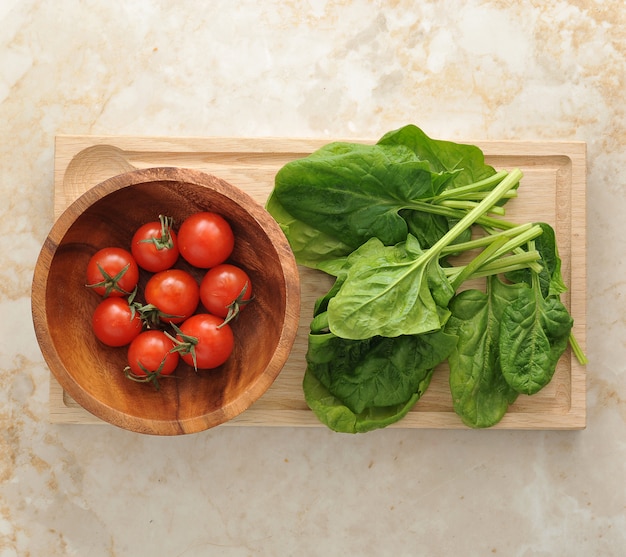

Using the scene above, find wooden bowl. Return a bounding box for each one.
[32,167,300,435]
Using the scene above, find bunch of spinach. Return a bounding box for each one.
[266,124,585,432]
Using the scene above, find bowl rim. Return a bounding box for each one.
[31,166,301,435]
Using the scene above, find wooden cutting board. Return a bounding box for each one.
[49,135,587,429]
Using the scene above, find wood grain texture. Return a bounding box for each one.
[48,135,587,429]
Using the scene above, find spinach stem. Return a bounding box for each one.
[439,199,506,216]
[406,200,519,229]
[481,224,544,273]
[510,246,543,274]
[486,225,544,264]
[471,250,541,276]
[448,237,509,291]
[433,170,510,200]
[444,251,541,281]
[569,333,588,365]
[440,222,537,256]
[310,311,330,334]
[426,169,524,260]
[452,190,518,201]
[408,170,526,295]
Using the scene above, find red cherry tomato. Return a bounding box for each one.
[144,269,199,324]
[92,297,142,347]
[131,215,179,272]
[200,263,253,322]
[177,313,234,370]
[177,212,235,269]
[126,330,179,377]
[86,247,139,297]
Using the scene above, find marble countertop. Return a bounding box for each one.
[1,1,624,555]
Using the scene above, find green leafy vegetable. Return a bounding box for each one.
[265,192,352,267]
[272,126,505,267]
[499,264,573,395]
[307,316,456,414]
[325,235,452,339]
[266,124,585,432]
[324,169,524,340]
[377,124,496,186]
[274,142,458,250]
[302,369,422,434]
[445,276,526,428]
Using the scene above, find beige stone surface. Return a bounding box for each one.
[1,1,623,555]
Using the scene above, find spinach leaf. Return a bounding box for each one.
[382,123,500,250]
[268,125,506,268]
[377,124,496,186]
[307,324,457,414]
[501,225,580,382]
[445,276,526,428]
[499,275,573,395]
[265,191,353,267]
[273,141,457,250]
[302,368,422,434]
[303,278,457,433]
[326,235,453,339]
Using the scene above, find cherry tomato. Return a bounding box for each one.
[177,313,234,370]
[177,212,235,269]
[144,269,199,324]
[125,330,179,388]
[86,247,139,297]
[200,263,253,323]
[92,297,142,347]
[131,215,179,272]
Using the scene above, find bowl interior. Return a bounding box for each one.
[34,169,298,434]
